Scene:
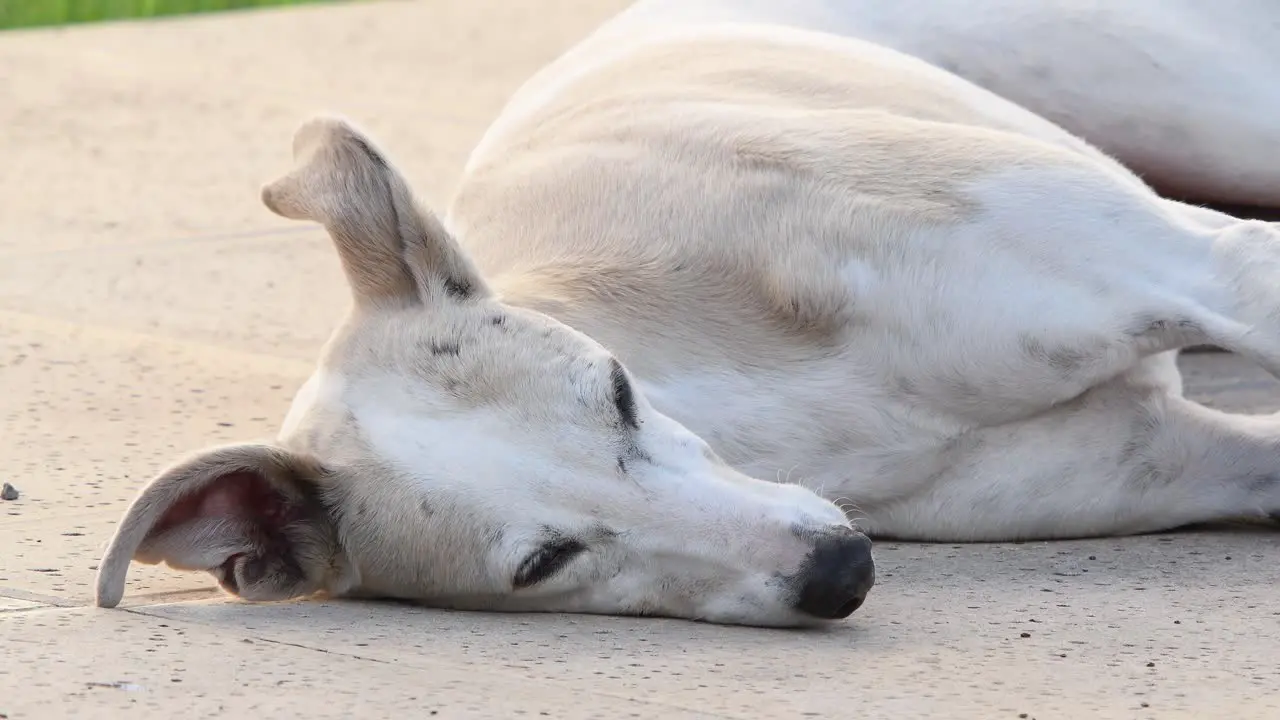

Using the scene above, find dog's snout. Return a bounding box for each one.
[792,527,875,620]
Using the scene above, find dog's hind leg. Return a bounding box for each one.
[865,154,1280,432]
[859,369,1280,541]
[833,156,1280,540]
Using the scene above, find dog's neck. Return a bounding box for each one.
[489,262,703,381]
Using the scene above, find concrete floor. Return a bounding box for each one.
[1,2,1278,717]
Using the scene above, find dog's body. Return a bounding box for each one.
[502,0,1280,209]
[456,3,1280,539]
[97,0,1280,626]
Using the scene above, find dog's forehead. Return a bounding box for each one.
[336,304,605,374]
[281,305,620,455]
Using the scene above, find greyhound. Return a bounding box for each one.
[96,0,1280,627]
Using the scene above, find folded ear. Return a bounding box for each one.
[260,115,489,308]
[95,443,344,608]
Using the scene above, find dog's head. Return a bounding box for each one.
[94,117,874,627]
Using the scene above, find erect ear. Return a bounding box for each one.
[95,443,344,608]
[260,115,489,308]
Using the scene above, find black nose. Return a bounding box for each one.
[792,527,875,620]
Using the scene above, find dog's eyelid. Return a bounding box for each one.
[512,536,588,589]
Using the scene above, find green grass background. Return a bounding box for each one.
[0,0,338,30]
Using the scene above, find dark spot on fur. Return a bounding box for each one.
[513,532,587,589]
[1129,458,1167,488]
[351,136,389,169]
[356,501,369,517]
[484,525,505,548]
[615,437,652,474]
[591,524,619,540]
[948,375,985,404]
[1246,474,1280,498]
[1019,334,1091,375]
[1128,316,1202,343]
[419,498,434,517]
[430,339,461,356]
[894,376,918,396]
[489,314,506,327]
[609,358,639,429]
[630,442,653,466]
[1047,346,1084,372]
[443,277,472,299]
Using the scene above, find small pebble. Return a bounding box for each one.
[1,483,18,501]
[1020,632,1032,638]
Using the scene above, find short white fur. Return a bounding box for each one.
[95,0,1280,626]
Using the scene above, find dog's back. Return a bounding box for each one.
[530,0,1280,207]
[453,23,1139,278]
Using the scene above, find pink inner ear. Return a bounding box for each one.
[152,471,286,536]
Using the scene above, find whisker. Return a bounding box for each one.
[827,495,874,532]
[831,496,863,513]
[775,464,803,486]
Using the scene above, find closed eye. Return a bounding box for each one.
[513,537,588,589]
[609,358,639,429]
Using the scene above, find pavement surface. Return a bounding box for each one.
[2,1,1279,718]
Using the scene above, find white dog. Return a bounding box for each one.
[97,0,1280,627]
